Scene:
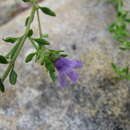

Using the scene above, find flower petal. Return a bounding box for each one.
[67,71,79,83]
[54,57,83,73]
[54,57,71,72]
[70,60,83,69]
[58,73,68,87]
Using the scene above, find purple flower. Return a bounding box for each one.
[54,57,83,87]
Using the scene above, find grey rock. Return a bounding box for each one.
[0,0,130,130]
[0,0,43,26]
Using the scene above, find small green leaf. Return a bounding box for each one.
[119,67,129,75]
[44,57,55,71]
[0,55,8,64]
[49,71,57,81]
[33,38,50,46]
[120,40,130,50]
[120,46,130,50]
[49,50,64,54]
[108,23,118,33]
[117,10,128,20]
[10,40,23,59]
[125,18,130,22]
[0,79,5,92]
[25,16,30,26]
[112,63,121,75]
[112,63,129,76]
[22,0,31,2]
[25,53,36,63]
[9,69,17,85]
[60,54,68,57]
[39,7,56,16]
[27,29,33,37]
[44,56,56,81]
[3,37,18,43]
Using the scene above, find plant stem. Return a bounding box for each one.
[1,1,36,82]
[36,9,43,37]
[5,38,21,58]
[29,37,38,49]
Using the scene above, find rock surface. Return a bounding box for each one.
[0,0,130,129]
[0,0,25,25]
[0,0,43,26]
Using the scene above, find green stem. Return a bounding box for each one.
[36,9,43,37]
[29,37,38,49]
[5,38,21,58]
[1,1,36,82]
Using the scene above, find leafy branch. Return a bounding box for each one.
[108,0,130,50]
[108,0,130,80]
[0,0,66,92]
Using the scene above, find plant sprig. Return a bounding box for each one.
[112,63,130,80]
[0,0,67,92]
[108,0,130,81]
[108,0,130,50]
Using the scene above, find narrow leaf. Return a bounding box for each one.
[0,79,5,92]
[0,55,8,64]
[33,38,50,46]
[125,18,130,22]
[3,37,18,43]
[25,16,30,26]
[27,29,33,37]
[44,56,56,81]
[49,71,57,81]
[25,53,36,63]
[39,7,56,16]
[9,69,17,85]
[22,0,31,2]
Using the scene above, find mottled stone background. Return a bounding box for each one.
[0,0,130,130]
[0,0,43,26]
